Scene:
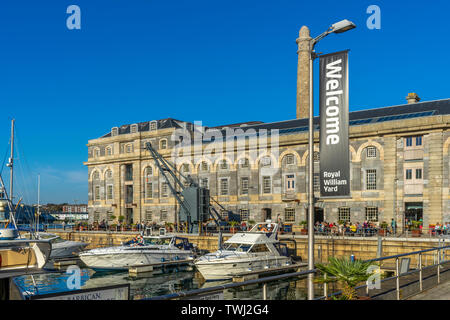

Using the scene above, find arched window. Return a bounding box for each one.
[219,159,228,170]
[105,169,113,179]
[92,171,100,181]
[240,158,249,168]
[200,161,209,171]
[126,144,133,153]
[284,154,295,165]
[160,139,167,150]
[144,167,153,199]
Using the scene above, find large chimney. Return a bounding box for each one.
[406,92,420,104]
[296,26,312,119]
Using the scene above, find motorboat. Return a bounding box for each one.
[22,232,88,259]
[79,233,196,271]
[194,221,292,281]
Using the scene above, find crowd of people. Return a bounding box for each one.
[312,220,384,236]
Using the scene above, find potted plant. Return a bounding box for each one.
[300,220,308,235]
[229,221,239,233]
[379,221,388,236]
[411,220,422,237]
[118,216,125,231]
[316,256,376,300]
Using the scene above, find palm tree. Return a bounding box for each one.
[316,257,375,300]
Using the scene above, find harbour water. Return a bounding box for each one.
[12,264,314,300]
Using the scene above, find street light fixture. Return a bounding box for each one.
[303,19,356,301]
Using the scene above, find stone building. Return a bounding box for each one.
[84,96,450,232]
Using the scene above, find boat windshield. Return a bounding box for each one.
[224,243,251,252]
[144,237,171,245]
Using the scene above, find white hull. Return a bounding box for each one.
[50,241,88,259]
[80,247,193,270]
[0,239,52,272]
[195,255,292,280]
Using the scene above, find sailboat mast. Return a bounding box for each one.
[37,174,40,233]
[9,119,15,222]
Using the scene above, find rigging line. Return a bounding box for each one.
[0,143,9,177]
[15,126,37,206]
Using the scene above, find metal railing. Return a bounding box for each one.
[319,244,450,300]
[142,244,450,301]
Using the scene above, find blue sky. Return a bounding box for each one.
[0,0,449,204]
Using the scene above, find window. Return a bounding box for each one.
[200,178,209,188]
[94,148,100,158]
[111,127,118,136]
[285,174,295,192]
[313,173,320,192]
[338,207,350,222]
[365,207,378,222]
[160,139,167,149]
[405,169,412,180]
[416,136,422,146]
[92,171,100,180]
[161,183,168,197]
[240,158,249,168]
[262,176,271,194]
[125,185,133,203]
[125,164,133,181]
[220,160,228,170]
[130,124,138,134]
[415,168,422,179]
[366,147,377,158]
[145,210,153,221]
[313,152,320,162]
[250,244,270,253]
[406,137,413,147]
[201,161,208,171]
[105,170,113,179]
[366,169,377,190]
[182,164,190,173]
[106,147,112,156]
[106,185,113,200]
[284,208,295,222]
[261,157,271,166]
[285,154,295,165]
[150,121,157,131]
[220,178,229,195]
[126,144,132,153]
[239,209,249,221]
[146,182,152,199]
[160,210,167,221]
[94,186,100,200]
[241,177,249,195]
[145,167,153,178]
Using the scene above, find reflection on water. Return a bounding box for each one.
[13,264,314,300]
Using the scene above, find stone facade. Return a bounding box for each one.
[84,104,450,233]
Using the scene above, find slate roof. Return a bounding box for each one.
[97,98,449,139]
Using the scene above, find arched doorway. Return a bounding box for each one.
[262,208,272,221]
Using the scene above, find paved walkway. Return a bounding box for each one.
[408,281,450,300]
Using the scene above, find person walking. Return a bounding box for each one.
[391,218,397,235]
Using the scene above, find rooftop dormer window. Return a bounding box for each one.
[130,124,138,134]
[111,127,118,136]
[150,121,157,131]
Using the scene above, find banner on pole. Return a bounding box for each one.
[319,50,350,198]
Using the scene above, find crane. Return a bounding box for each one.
[144,142,240,247]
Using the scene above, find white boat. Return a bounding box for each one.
[79,233,196,271]
[194,221,292,281]
[22,232,88,259]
